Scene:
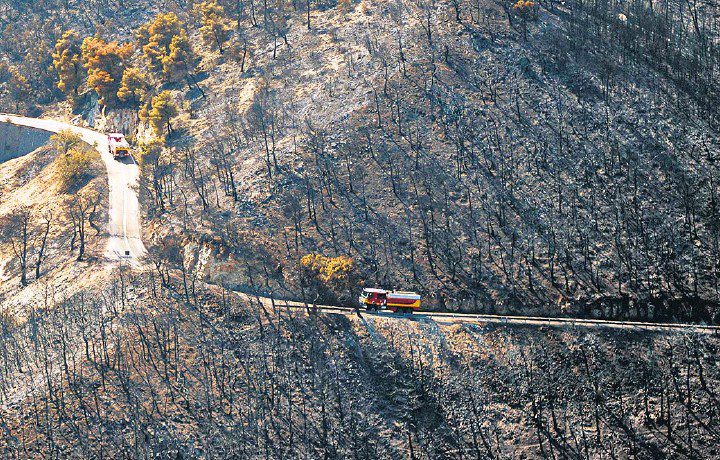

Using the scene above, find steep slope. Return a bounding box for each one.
[0,123,108,318]
[2,0,718,321]
[2,2,720,456]
[0,275,718,458]
[126,0,720,323]
[0,0,160,113]
[0,123,50,162]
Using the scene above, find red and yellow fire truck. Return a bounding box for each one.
[359,288,421,314]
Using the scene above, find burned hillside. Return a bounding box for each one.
[0,274,718,458]
[128,0,720,322]
[2,0,719,320]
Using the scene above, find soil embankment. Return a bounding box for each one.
[0,122,51,162]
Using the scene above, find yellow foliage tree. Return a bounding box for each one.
[7,68,30,105]
[138,13,182,70]
[196,1,233,54]
[338,0,352,12]
[117,67,150,105]
[81,37,133,106]
[137,138,164,167]
[50,130,83,156]
[161,29,197,83]
[299,253,358,304]
[56,145,94,191]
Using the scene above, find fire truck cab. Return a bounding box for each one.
[108,133,130,160]
[359,288,387,312]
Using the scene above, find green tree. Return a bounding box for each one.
[50,130,83,155]
[161,30,197,84]
[52,30,85,100]
[148,91,179,138]
[137,138,164,166]
[117,67,150,105]
[196,1,233,54]
[8,68,30,99]
[81,37,133,106]
[56,146,94,191]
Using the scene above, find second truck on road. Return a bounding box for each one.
[108,133,130,160]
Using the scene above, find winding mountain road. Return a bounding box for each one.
[3,114,719,334]
[0,114,146,263]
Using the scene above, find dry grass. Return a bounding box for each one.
[0,140,109,321]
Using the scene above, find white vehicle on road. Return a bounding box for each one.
[108,133,131,160]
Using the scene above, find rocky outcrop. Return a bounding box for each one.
[83,96,140,140]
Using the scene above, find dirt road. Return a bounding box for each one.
[1,115,146,263]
